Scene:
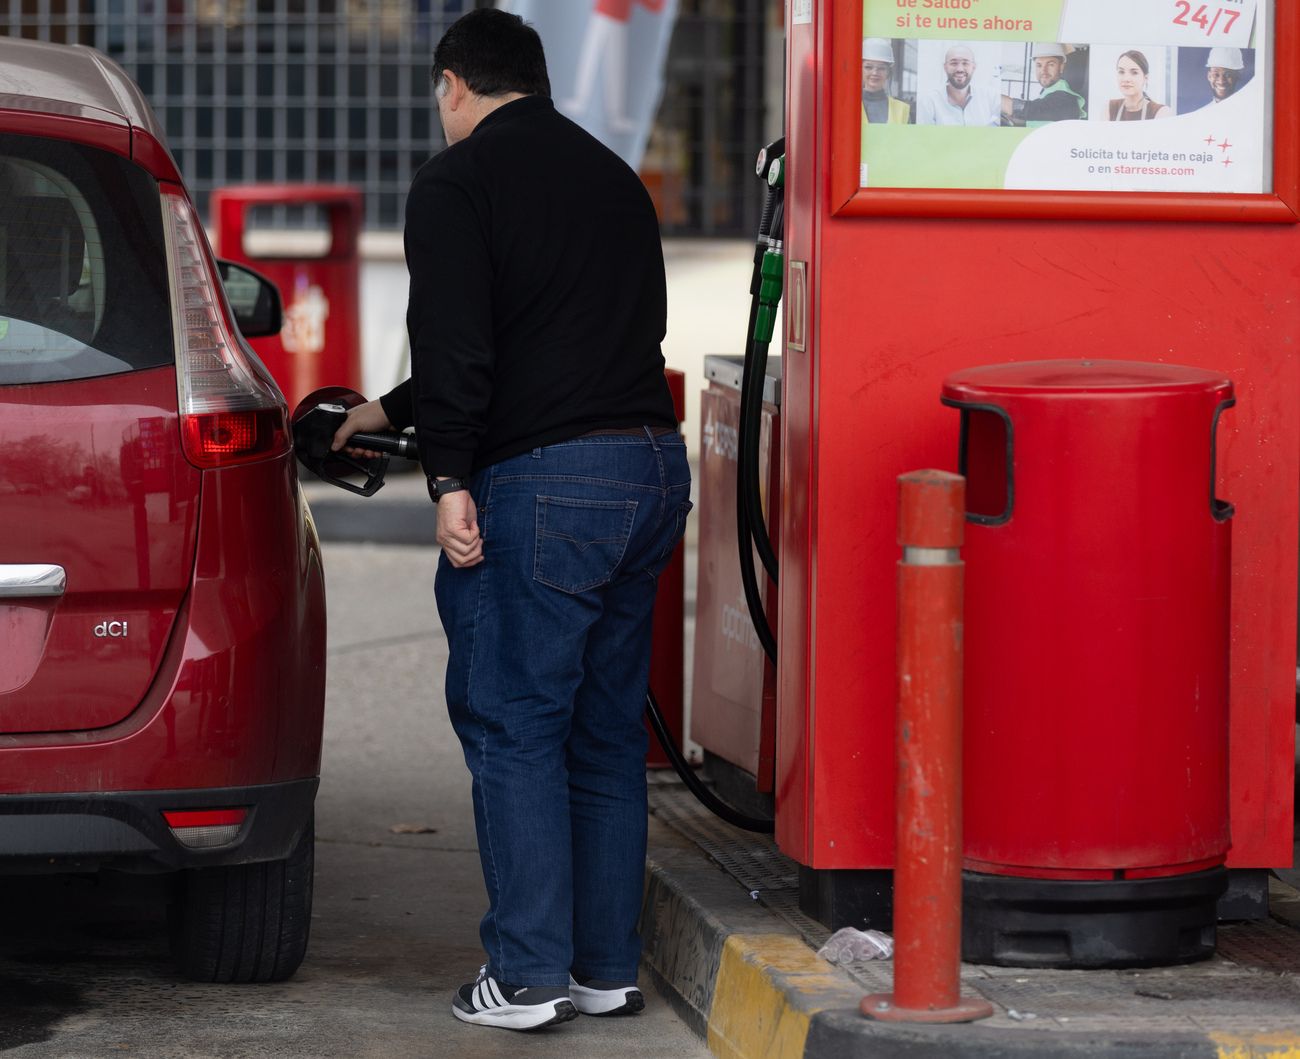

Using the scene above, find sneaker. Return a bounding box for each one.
[568,973,645,1016]
[452,966,577,1030]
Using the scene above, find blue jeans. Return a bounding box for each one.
[435,429,692,987]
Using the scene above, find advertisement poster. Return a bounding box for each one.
[859,0,1273,194]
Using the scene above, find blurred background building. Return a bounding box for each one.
[2,0,783,237]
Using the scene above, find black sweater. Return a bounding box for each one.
[379,95,677,478]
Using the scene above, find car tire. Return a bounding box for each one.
[169,814,314,983]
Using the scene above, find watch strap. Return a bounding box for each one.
[428,476,469,502]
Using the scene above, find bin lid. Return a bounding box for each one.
[943,360,1232,403]
[209,183,363,208]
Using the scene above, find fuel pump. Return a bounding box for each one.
[668,141,790,831]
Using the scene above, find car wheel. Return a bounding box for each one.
[169,813,314,983]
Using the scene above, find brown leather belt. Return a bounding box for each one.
[579,426,678,438]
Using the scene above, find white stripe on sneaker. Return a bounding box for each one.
[454,964,579,1030]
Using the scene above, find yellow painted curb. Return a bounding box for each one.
[1212,1033,1300,1059]
[706,934,847,1059]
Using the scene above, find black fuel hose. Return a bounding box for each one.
[645,689,775,833]
[732,152,784,664]
[741,332,777,588]
[742,197,782,587]
[738,319,780,586]
[735,324,779,664]
[743,314,780,579]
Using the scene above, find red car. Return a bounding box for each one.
[0,37,326,981]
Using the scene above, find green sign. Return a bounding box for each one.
[859,0,1272,195]
[866,0,1064,42]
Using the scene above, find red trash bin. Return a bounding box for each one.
[943,360,1234,968]
[210,185,363,412]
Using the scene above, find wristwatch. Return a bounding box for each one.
[428,476,468,503]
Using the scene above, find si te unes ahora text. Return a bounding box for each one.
[895,1,1035,33]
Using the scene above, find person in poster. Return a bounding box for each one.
[916,44,1000,127]
[861,38,910,124]
[1108,50,1173,121]
[1205,47,1245,104]
[1002,44,1086,127]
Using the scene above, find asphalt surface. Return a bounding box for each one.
[0,539,711,1059]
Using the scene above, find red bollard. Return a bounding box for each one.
[862,470,993,1024]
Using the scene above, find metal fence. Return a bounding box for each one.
[2,0,775,237]
[653,0,773,237]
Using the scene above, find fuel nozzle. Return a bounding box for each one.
[290,386,419,497]
[753,230,784,345]
[751,138,786,296]
[754,137,785,241]
[753,156,785,345]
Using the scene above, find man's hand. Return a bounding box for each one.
[436,489,483,568]
[330,399,394,459]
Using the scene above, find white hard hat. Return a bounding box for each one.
[862,38,895,64]
[1206,47,1244,70]
[1031,43,1067,60]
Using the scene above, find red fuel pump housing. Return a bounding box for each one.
[690,356,781,795]
[777,0,1298,929]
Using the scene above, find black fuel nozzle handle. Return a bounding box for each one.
[755,137,785,184]
[292,396,415,498]
[345,431,420,460]
[752,139,786,294]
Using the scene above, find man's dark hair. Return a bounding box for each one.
[433,9,551,98]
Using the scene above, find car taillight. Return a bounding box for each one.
[161,187,289,469]
[163,808,248,849]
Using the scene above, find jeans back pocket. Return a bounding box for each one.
[534,495,638,594]
[649,498,693,576]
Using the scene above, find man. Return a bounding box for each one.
[331,9,689,1033]
[1206,47,1245,104]
[917,45,1001,127]
[861,37,909,124]
[1002,43,1086,126]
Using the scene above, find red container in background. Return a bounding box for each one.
[944,360,1234,968]
[210,185,363,411]
[647,368,687,768]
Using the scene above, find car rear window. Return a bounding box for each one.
[0,132,173,386]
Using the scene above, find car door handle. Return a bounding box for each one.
[0,564,66,598]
